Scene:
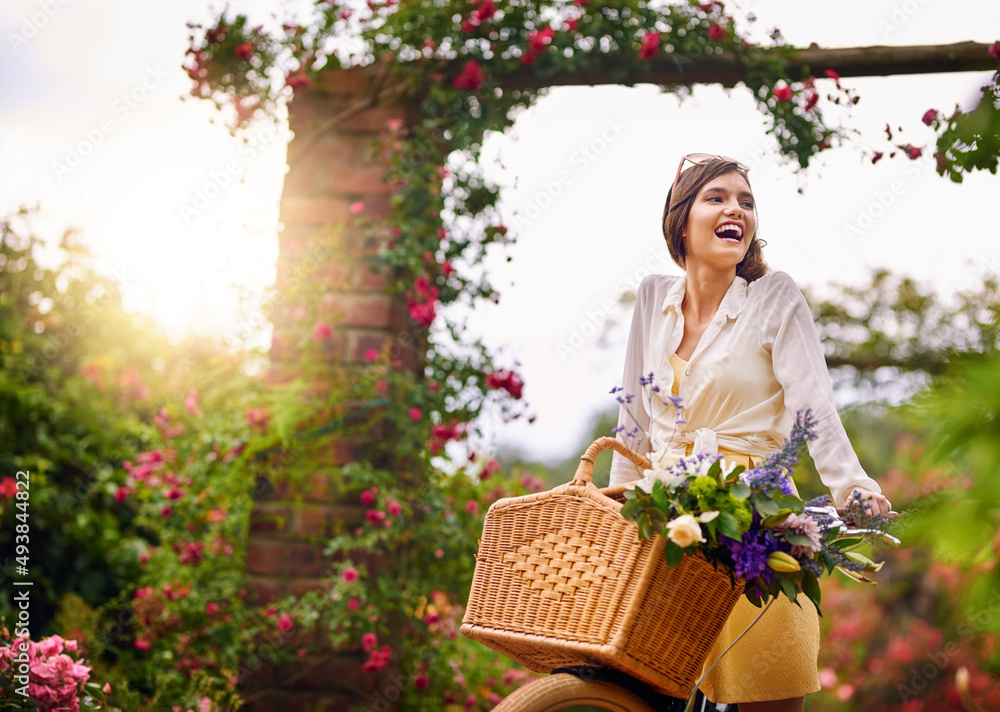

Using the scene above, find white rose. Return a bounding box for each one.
[666,514,706,548]
[648,449,680,471]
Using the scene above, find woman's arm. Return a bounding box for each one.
[764,272,892,514]
[609,276,655,487]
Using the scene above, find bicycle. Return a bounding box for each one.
[462,436,898,712]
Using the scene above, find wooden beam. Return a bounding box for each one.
[501,41,997,90]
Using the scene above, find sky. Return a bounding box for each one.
[1,1,999,464]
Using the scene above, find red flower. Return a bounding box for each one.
[900,144,922,160]
[528,26,555,54]
[824,68,841,88]
[313,322,334,341]
[453,61,485,91]
[804,90,819,111]
[364,348,379,362]
[520,51,536,66]
[360,489,376,506]
[407,299,437,327]
[134,638,151,650]
[1,477,19,498]
[707,23,726,40]
[472,0,496,23]
[773,85,793,102]
[414,674,430,690]
[115,486,129,504]
[921,109,938,126]
[639,32,661,60]
[574,0,590,5]
[160,505,174,518]
[205,602,219,616]
[286,74,311,89]
[485,370,525,399]
[409,407,422,421]
[342,567,359,583]
[234,43,253,61]
[465,500,479,514]
[277,615,294,631]
[566,18,578,32]
[362,633,378,652]
[698,2,717,10]
[989,43,1000,60]
[347,598,359,610]
[441,261,455,277]
[366,509,387,525]
[461,19,475,33]
[388,501,402,516]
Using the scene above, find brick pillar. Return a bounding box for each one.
[242,68,420,712]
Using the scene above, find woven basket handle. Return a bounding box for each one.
[570,436,652,486]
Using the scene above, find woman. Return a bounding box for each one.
[609,154,892,712]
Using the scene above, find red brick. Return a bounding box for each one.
[354,262,390,292]
[294,504,366,536]
[239,690,313,712]
[247,540,331,577]
[250,504,292,535]
[316,695,357,712]
[344,330,394,363]
[338,104,411,133]
[246,576,287,605]
[316,294,395,328]
[287,577,330,597]
[328,166,391,195]
[298,655,377,692]
[281,196,355,226]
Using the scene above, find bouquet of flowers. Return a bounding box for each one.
[0,625,109,712]
[613,380,900,614]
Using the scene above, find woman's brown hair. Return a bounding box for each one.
[661,158,768,282]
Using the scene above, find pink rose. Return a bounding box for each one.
[342,567,359,583]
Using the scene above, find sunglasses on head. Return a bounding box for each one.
[666,153,751,213]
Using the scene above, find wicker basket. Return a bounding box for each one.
[460,437,744,699]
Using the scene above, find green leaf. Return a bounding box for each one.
[707,460,722,479]
[774,493,805,511]
[761,512,792,527]
[784,531,815,548]
[729,481,751,500]
[664,541,684,568]
[779,577,800,606]
[621,499,640,521]
[717,512,742,541]
[638,515,652,540]
[744,585,762,608]
[752,493,779,517]
[801,573,822,614]
[726,464,746,482]
[831,537,863,549]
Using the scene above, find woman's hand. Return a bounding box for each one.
[848,489,896,518]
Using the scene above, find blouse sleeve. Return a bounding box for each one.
[609,276,654,487]
[761,272,883,508]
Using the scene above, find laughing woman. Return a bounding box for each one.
[609,154,892,712]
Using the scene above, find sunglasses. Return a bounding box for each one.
[666,153,751,213]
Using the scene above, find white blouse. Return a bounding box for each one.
[608,271,882,508]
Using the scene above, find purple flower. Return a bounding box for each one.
[639,372,655,386]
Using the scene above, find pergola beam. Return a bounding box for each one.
[502,41,997,89]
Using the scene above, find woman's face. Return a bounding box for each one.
[681,171,756,273]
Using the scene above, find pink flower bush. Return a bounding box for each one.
[0,477,18,498]
[0,633,103,712]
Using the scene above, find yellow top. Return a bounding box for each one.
[669,352,819,704]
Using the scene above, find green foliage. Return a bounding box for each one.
[934,70,1000,182]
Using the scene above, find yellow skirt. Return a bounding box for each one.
[695,448,821,704]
